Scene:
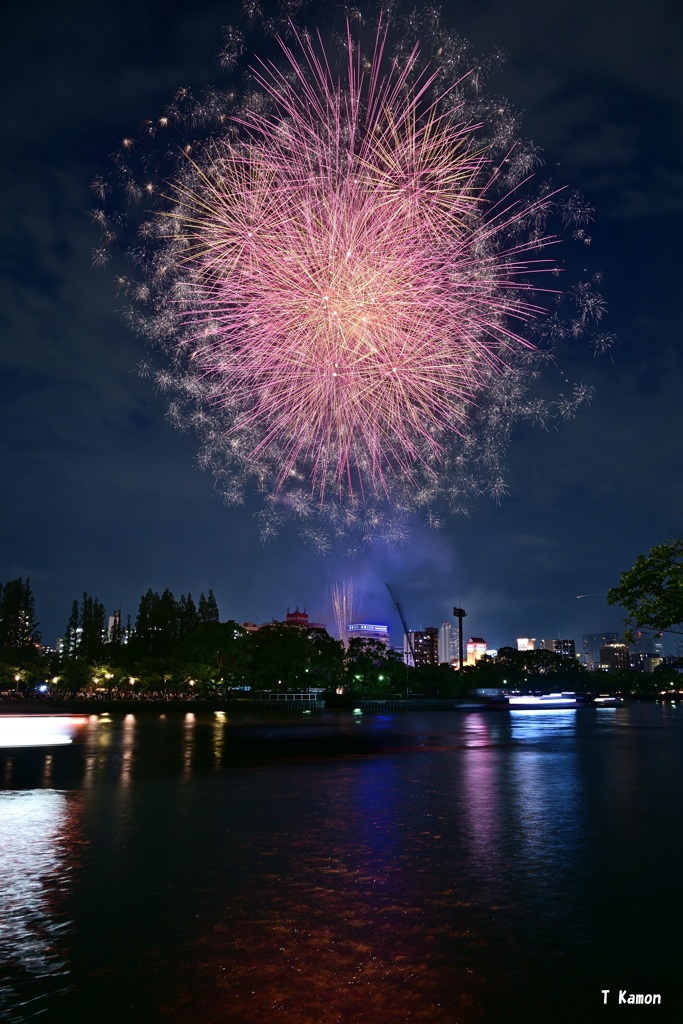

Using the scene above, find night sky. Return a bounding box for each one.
[2,0,681,652]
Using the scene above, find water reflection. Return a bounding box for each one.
[81,714,113,789]
[0,789,80,1022]
[183,754,493,1024]
[1,707,679,1023]
[508,708,577,742]
[460,715,503,872]
[183,712,196,777]
[120,714,136,787]
[504,708,589,961]
[459,711,496,748]
[212,711,226,768]
[508,713,579,833]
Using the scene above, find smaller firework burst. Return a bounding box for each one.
[331,578,358,646]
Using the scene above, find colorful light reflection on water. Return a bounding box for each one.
[1,706,682,1023]
[0,789,82,1022]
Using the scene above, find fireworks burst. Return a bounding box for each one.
[94,2,610,549]
[331,578,358,646]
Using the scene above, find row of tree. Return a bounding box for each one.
[0,578,40,656]
[62,587,220,662]
[7,619,677,699]
[1,534,681,696]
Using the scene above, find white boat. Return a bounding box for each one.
[0,715,88,748]
[592,695,624,707]
[506,692,580,710]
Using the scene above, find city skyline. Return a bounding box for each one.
[1,0,681,653]
[39,581,661,663]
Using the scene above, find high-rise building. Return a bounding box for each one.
[583,632,621,670]
[629,632,654,655]
[599,642,630,673]
[260,608,327,631]
[57,626,83,658]
[106,611,130,646]
[466,637,487,666]
[286,607,309,627]
[348,623,390,646]
[627,631,659,672]
[439,621,459,664]
[405,628,439,668]
[541,638,576,659]
[424,626,439,664]
[630,652,663,674]
[628,631,664,658]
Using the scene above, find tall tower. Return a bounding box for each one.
[439,621,458,664]
[453,607,467,670]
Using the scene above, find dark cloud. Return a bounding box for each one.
[1,0,681,652]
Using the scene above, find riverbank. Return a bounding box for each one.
[0,694,649,716]
[1,696,493,714]
[0,697,324,714]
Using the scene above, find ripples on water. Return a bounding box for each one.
[0,789,81,1022]
[1,705,682,1023]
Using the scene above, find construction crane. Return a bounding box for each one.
[386,582,416,668]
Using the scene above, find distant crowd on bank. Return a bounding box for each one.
[0,689,210,702]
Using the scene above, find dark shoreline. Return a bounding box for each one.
[0,698,323,715]
[0,694,652,716]
[2,696,489,715]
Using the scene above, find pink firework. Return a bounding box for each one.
[164,23,556,500]
[96,7,605,546]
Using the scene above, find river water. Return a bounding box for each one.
[1,704,680,1023]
